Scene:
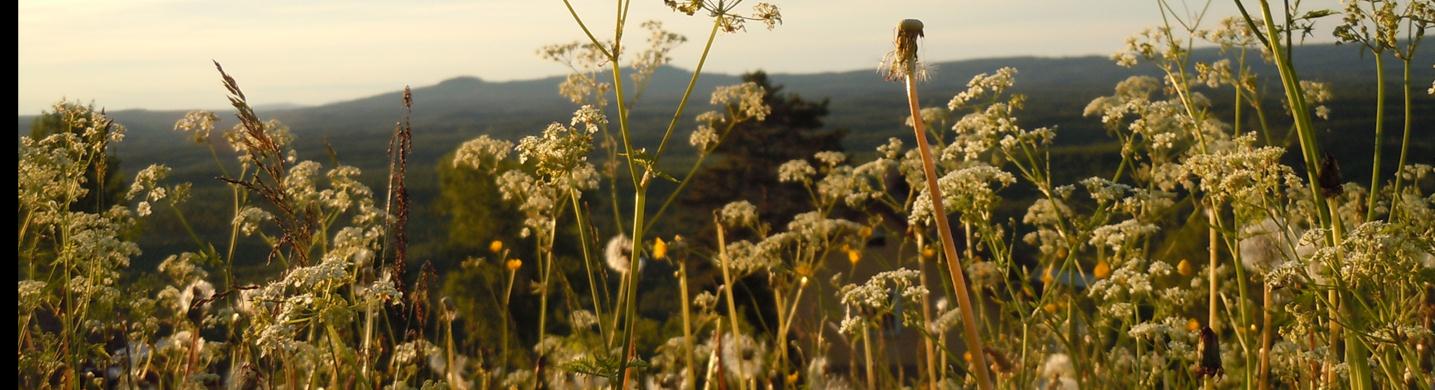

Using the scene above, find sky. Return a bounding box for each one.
[17,0,1343,115]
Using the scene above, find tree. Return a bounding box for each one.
[27,102,125,213]
[677,71,847,232]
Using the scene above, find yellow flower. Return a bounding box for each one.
[921,246,937,260]
[652,237,668,260]
[1043,302,1059,314]
[505,258,522,271]
[1177,258,1195,276]
[785,371,799,385]
[846,248,862,265]
[859,226,873,238]
[795,263,813,278]
[1041,266,1055,285]
[489,240,504,254]
[1093,260,1111,280]
[1187,318,1201,333]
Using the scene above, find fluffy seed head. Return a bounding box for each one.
[605,235,639,274]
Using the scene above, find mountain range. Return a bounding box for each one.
[19,42,1433,180]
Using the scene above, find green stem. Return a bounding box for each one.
[571,191,608,340]
[501,267,516,375]
[558,0,613,59]
[1366,54,1387,222]
[1242,0,1335,234]
[645,117,740,232]
[538,222,558,352]
[653,18,722,162]
[1388,59,1416,220]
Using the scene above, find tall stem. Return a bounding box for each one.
[1205,202,1219,390]
[918,247,939,390]
[1258,282,1273,390]
[653,18,723,160]
[571,191,607,340]
[904,73,992,390]
[679,261,697,390]
[1388,59,1415,220]
[714,219,750,390]
[1366,54,1387,221]
[861,325,877,390]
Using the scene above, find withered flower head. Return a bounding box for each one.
[881,19,927,81]
[1318,153,1342,198]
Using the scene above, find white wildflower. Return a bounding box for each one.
[778,159,817,184]
[689,124,720,153]
[711,82,770,121]
[719,200,759,228]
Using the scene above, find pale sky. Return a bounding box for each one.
[17,0,1341,115]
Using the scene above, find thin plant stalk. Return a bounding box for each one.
[570,191,608,340]
[916,234,940,390]
[714,217,750,390]
[679,260,698,390]
[861,324,877,390]
[537,222,559,348]
[1258,281,1273,390]
[1365,54,1387,221]
[1388,47,1421,220]
[1237,1,1373,385]
[501,264,518,375]
[1205,202,1219,390]
[891,19,993,390]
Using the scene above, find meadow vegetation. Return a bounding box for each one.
[16,0,1435,388]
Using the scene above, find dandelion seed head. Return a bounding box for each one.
[721,332,767,381]
[1040,353,1075,381]
[604,234,639,274]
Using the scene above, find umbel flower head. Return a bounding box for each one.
[881,19,926,81]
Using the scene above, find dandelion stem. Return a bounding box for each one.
[901,36,993,390]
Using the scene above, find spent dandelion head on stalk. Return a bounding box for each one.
[605,234,640,274]
[880,19,927,81]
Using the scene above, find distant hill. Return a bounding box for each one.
[18,41,1432,174]
[17,41,1433,267]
